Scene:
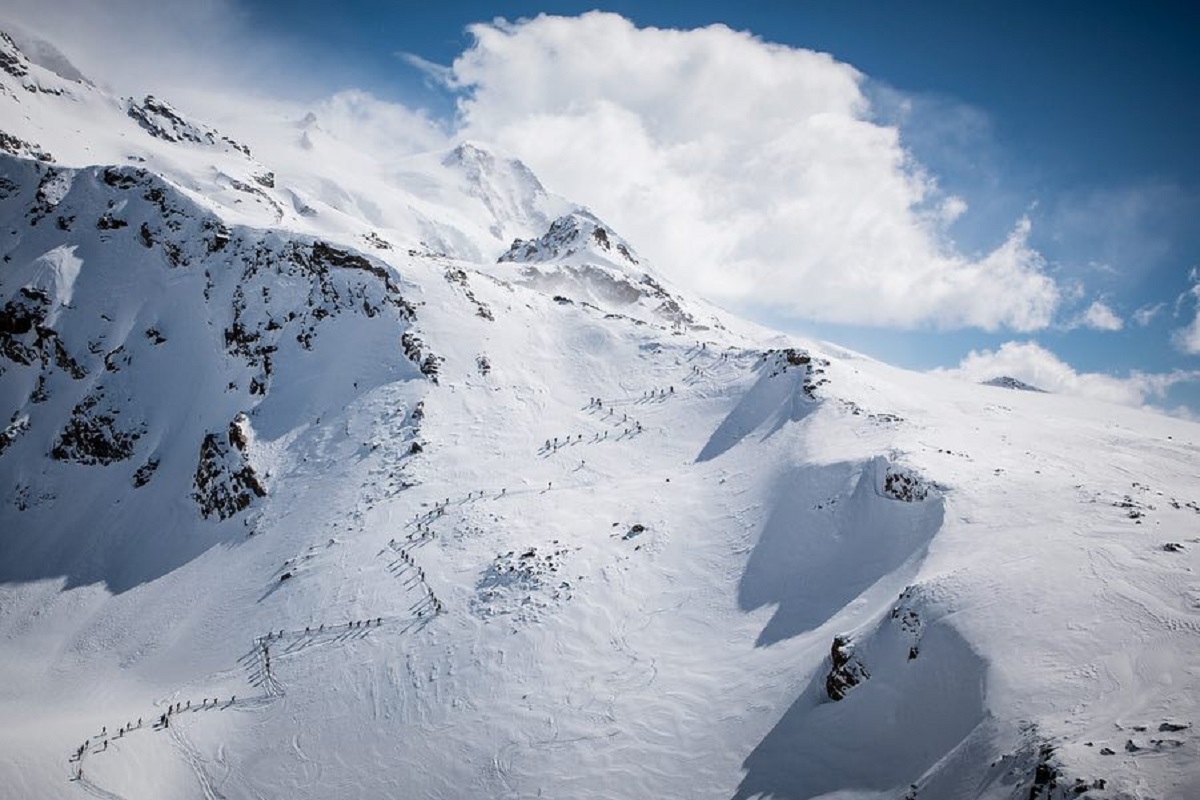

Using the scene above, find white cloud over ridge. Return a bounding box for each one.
[1,6,1066,332]
[941,340,1199,409]
[446,12,1061,330]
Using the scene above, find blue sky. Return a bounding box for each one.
[225,1,1200,412]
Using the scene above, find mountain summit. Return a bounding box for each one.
[1,30,1198,800]
[500,210,716,329]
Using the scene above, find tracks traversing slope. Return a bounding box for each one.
[67,611,435,796]
[67,343,750,798]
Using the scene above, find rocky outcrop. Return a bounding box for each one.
[0,414,29,456]
[500,212,639,267]
[0,130,52,162]
[891,586,925,660]
[126,95,250,156]
[51,392,142,465]
[883,465,930,502]
[825,634,869,701]
[192,414,265,520]
[131,457,159,487]
[401,332,442,382]
[0,286,87,385]
[0,31,30,80]
[760,348,830,399]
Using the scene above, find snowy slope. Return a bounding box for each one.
[2,31,1200,800]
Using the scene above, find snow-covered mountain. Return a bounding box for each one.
[2,31,1199,800]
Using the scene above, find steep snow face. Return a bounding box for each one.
[2,31,1200,800]
[499,210,721,330]
[0,155,424,591]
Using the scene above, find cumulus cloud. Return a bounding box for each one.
[940,340,1200,408]
[445,12,1060,330]
[1065,299,1124,331]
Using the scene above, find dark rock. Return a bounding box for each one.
[51,393,142,465]
[825,634,869,701]
[0,130,54,162]
[132,458,159,487]
[883,468,929,502]
[0,415,30,457]
[102,168,140,189]
[192,418,265,520]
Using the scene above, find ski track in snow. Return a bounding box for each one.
[59,348,735,799]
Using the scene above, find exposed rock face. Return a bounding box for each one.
[401,332,442,382]
[0,415,29,456]
[0,130,52,162]
[883,466,929,502]
[0,31,31,80]
[192,414,265,520]
[126,95,250,156]
[891,586,925,660]
[51,392,142,465]
[763,348,829,397]
[499,211,711,330]
[131,457,159,488]
[825,634,869,701]
[500,212,639,267]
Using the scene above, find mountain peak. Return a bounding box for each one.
[496,211,710,330]
[499,210,640,268]
[442,140,548,200]
[982,376,1046,393]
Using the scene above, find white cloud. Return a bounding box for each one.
[447,12,1060,331]
[939,340,1200,408]
[939,195,969,225]
[399,52,455,88]
[1132,302,1165,326]
[1174,281,1200,355]
[1065,300,1123,331]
